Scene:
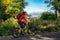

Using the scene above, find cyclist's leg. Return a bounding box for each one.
[19,22,26,35]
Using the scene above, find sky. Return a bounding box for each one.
[24,0,52,17]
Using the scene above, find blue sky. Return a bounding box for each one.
[24,0,51,14]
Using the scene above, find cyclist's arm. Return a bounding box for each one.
[23,16,30,24]
[23,15,27,22]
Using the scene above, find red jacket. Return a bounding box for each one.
[18,13,27,23]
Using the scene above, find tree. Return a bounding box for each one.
[0,0,27,21]
[40,12,56,20]
[45,0,60,19]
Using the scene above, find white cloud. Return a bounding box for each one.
[24,8,48,14]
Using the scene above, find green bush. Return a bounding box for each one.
[28,12,60,33]
[40,12,56,20]
[0,17,20,36]
[28,18,60,33]
[45,26,60,32]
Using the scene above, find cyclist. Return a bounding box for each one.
[17,11,30,36]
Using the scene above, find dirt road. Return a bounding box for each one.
[0,32,60,40]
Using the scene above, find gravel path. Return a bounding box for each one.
[0,32,60,40]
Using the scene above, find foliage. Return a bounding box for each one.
[0,0,27,21]
[0,17,20,36]
[0,0,28,36]
[28,17,60,33]
[45,0,60,18]
[45,26,60,32]
[40,12,56,20]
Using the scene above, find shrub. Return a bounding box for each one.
[40,12,56,20]
[28,18,60,33]
[0,17,20,36]
[45,26,60,32]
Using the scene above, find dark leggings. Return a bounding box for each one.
[18,22,26,35]
[19,22,26,29]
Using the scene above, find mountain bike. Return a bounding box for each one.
[12,22,28,38]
